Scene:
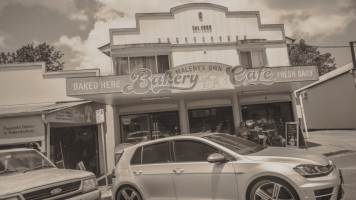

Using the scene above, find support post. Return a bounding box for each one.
[179,99,189,134]
[46,123,50,158]
[350,41,356,69]
[100,122,108,186]
[298,94,309,139]
[232,94,242,130]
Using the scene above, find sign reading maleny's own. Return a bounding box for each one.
[66,63,318,96]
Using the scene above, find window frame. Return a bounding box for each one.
[138,141,172,165]
[237,49,268,68]
[130,146,143,165]
[113,54,171,75]
[172,139,234,163]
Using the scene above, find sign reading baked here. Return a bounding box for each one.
[66,63,318,96]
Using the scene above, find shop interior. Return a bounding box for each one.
[50,125,100,176]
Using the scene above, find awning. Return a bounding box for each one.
[0,101,91,118]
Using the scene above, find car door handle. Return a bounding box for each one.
[173,168,184,173]
[133,170,142,175]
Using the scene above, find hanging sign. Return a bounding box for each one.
[96,109,105,123]
[285,122,299,148]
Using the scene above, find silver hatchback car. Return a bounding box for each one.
[111,133,343,200]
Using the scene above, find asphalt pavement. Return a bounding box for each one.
[329,152,356,200]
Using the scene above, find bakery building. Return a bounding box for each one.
[65,2,319,156]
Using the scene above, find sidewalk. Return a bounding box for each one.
[305,130,356,156]
[98,185,112,200]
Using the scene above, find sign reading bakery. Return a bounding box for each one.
[66,63,318,96]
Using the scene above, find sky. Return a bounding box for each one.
[0,0,355,74]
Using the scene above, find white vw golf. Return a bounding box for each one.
[111,133,343,200]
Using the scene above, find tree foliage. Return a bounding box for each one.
[0,43,64,71]
[289,39,336,76]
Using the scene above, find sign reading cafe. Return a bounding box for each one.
[66,63,319,96]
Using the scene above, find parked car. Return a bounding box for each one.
[111,133,343,200]
[0,148,101,200]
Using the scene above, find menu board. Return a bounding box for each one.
[285,122,299,148]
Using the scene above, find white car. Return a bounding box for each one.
[0,148,101,200]
[111,133,343,200]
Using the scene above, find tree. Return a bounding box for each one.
[289,39,336,76]
[0,43,64,71]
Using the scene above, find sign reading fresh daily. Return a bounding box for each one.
[66,63,318,95]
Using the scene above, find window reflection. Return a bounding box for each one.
[120,111,180,144]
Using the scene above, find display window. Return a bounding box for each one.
[120,111,180,144]
[240,102,294,147]
[188,107,234,134]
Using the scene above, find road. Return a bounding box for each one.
[330,152,356,200]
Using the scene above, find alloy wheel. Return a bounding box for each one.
[117,187,142,200]
[254,182,296,200]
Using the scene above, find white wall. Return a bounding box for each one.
[0,63,78,106]
[112,8,284,45]
[172,48,239,67]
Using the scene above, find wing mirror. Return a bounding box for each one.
[207,153,228,163]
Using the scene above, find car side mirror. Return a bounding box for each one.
[207,153,227,163]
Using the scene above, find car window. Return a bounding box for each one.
[203,134,265,155]
[142,142,170,164]
[130,147,142,165]
[174,140,219,162]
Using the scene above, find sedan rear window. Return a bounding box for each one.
[203,134,265,155]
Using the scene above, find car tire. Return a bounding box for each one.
[116,186,142,200]
[249,178,299,200]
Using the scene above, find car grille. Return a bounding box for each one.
[314,187,333,200]
[22,181,81,200]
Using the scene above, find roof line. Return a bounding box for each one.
[108,3,286,44]
[294,62,354,94]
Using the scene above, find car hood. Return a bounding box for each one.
[245,147,330,166]
[0,168,94,196]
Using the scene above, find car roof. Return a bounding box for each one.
[0,148,34,153]
[128,132,222,148]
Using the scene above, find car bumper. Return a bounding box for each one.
[297,169,344,200]
[66,189,101,200]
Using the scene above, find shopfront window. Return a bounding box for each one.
[115,55,170,75]
[120,111,180,144]
[241,102,293,146]
[188,107,234,134]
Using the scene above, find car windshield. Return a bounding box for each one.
[204,134,265,155]
[0,150,54,175]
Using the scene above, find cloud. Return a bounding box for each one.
[0,0,90,22]
[55,0,356,73]
[0,36,5,47]
[69,10,89,22]
[282,11,356,38]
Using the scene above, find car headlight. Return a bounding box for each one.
[294,161,335,178]
[83,177,98,192]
